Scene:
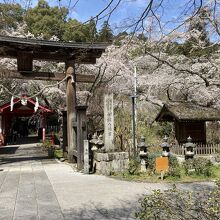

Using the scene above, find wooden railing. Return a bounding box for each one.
[171,143,220,156]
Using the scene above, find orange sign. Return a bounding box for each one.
[155,157,169,172]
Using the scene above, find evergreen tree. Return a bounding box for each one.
[25,0,68,40]
[0,3,24,30]
[98,21,113,42]
[63,18,98,42]
[86,19,98,42]
[177,7,213,57]
[63,19,87,42]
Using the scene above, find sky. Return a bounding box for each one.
[51,0,190,34]
[0,0,199,34]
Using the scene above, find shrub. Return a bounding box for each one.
[194,157,213,177]
[42,139,53,150]
[183,157,213,177]
[157,122,173,137]
[167,166,181,178]
[147,152,161,172]
[54,149,63,159]
[183,158,194,175]
[167,155,181,178]
[135,180,220,220]
[128,156,140,175]
[169,155,178,167]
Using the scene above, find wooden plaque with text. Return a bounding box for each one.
[155,157,169,172]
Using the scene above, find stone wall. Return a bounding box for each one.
[93,152,129,175]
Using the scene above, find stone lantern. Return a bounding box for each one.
[137,137,148,172]
[97,134,104,149]
[161,135,170,157]
[184,136,195,160]
[90,133,99,151]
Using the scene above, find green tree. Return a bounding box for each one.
[25,0,68,39]
[63,19,87,42]
[86,19,98,42]
[98,21,113,42]
[0,3,24,30]
[63,18,98,42]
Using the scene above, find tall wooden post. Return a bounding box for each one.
[76,106,88,170]
[66,60,77,163]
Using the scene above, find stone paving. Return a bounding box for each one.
[0,143,63,220]
[0,143,216,220]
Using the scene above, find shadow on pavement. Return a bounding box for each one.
[0,146,19,154]
[0,156,52,165]
[63,199,140,220]
[0,143,57,166]
[177,181,215,192]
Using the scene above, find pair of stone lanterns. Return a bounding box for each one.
[160,135,195,159]
[137,135,171,172]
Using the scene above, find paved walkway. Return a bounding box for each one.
[0,144,216,220]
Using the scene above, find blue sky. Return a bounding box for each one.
[55,0,188,33]
[0,0,195,33]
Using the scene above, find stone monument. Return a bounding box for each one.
[104,93,114,151]
[92,93,129,175]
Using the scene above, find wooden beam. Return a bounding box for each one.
[75,74,95,83]
[0,69,96,83]
[0,48,102,63]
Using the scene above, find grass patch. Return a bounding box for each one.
[111,165,220,183]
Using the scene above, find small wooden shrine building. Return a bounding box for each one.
[0,35,107,168]
[155,102,220,144]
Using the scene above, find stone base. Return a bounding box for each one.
[93,152,129,175]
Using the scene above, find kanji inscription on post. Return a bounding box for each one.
[104,93,114,151]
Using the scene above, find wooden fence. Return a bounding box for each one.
[171,143,220,156]
[46,125,60,134]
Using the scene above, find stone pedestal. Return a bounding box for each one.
[140,159,147,172]
[93,152,129,175]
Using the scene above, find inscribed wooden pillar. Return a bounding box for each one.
[76,106,88,170]
[66,61,77,163]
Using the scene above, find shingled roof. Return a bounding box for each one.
[155,102,220,121]
[0,35,107,63]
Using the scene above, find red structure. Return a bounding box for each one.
[0,96,52,145]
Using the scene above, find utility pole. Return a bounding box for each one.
[131,66,138,156]
[134,66,137,122]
